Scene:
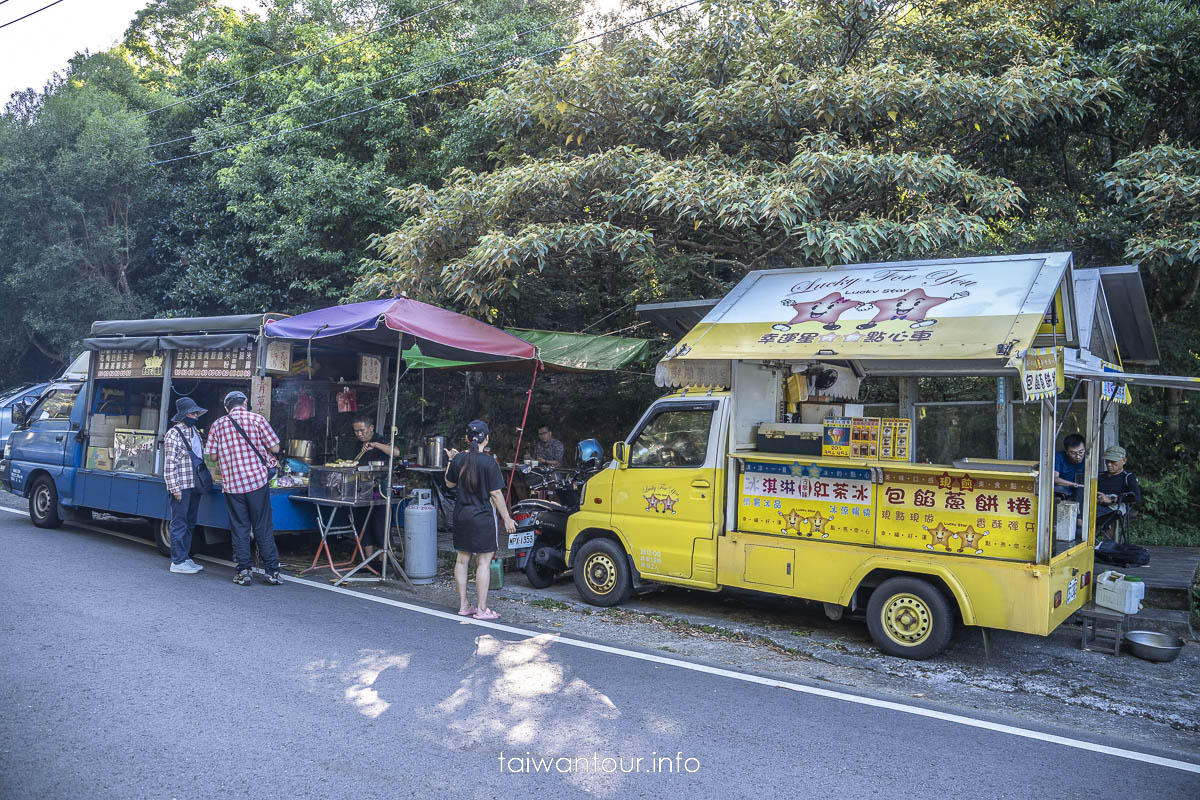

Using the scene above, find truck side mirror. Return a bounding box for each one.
[10,402,27,427]
[613,441,629,469]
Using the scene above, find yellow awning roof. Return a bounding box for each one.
[658,254,1074,382]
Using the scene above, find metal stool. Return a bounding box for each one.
[1078,604,1126,655]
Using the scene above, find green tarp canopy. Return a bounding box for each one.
[402,328,649,372]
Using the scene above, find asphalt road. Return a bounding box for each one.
[1,511,1197,800]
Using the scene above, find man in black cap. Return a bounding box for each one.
[164,396,208,574]
[205,390,283,585]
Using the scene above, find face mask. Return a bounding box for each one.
[183,417,200,427]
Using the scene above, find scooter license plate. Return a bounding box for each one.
[509,531,535,549]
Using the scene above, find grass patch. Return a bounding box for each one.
[530,598,570,611]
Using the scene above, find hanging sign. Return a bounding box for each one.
[359,355,382,385]
[263,341,293,374]
[174,348,255,379]
[1019,347,1062,402]
[95,350,164,379]
[250,375,272,418]
[1100,360,1132,405]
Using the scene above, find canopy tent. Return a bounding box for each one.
[656,253,1077,386]
[262,298,537,364]
[400,328,650,372]
[263,298,537,586]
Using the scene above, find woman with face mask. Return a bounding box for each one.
[163,397,209,574]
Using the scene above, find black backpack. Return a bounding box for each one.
[1095,540,1150,568]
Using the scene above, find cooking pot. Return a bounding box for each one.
[286,439,315,463]
[425,435,447,469]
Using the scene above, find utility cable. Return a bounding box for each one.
[0,0,65,30]
[135,0,457,118]
[142,8,586,151]
[150,0,703,166]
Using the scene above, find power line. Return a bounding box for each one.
[0,0,65,30]
[143,8,586,151]
[135,0,458,118]
[150,0,703,167]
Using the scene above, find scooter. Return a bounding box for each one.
[512,439,603,588]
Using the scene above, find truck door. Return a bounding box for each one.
[10,385,81,484]
[611,401,719,581]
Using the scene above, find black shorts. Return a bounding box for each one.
[452,506,499,554]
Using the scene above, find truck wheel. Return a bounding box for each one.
[573,538,631,606]
[155,518,172,556]
[524,541,557,589]
[29,477,63,529]
[866,576,953,660]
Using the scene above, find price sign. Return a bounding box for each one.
[174,348,255,379]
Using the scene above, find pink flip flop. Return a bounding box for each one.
[472,608,500,620]
[457,606,478,617]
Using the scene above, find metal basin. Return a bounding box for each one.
[1125,630,1185,663]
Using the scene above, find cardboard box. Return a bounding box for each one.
[86,446,113,471]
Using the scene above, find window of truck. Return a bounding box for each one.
[629,405,715,468]
[28,388,79,423]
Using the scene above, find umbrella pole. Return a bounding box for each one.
[506,362,541,503]
[382,337,408,584]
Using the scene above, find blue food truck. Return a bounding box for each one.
[3,314,392,555]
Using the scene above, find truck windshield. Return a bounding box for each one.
[630,407,714,468]
[27,387,79,423]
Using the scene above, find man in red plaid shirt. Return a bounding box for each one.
[206,390,283,586]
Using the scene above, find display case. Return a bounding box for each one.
[307,465,383,502]
[112,428,156,474]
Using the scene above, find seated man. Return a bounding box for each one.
[1053,433,1087,503]
[525,424,565,467]
[1095,445,1141,541]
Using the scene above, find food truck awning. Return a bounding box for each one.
[261,298,537,363]
[82,313,289,351]
[656,253,1076,386]
[400,329,650,372]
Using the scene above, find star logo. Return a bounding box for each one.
[842,332,863,342]
[662,496,677,513]
[819,333,840,342]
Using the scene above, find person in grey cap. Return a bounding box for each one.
[1096,445,1141,540]
[163,396,209,573]
[444,419,516,620]
[205,390,283,585]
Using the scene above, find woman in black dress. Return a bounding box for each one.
[444,419,516,620]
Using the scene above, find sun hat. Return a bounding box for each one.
[172,396,208,423]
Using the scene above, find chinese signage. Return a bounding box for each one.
[875,469,1037,560]
[173,348,255,379]
[1019,346,1062,402]
[250,375,272,418]
[95,350,164,379]
[359,355,382,385]
[879,418,911,461]
[1100,359,1132,405]
[738,461,874,545]
[263,341,293,374]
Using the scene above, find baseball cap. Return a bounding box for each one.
[224,390,248,408]
[466,419,489,441]
[1102,445,1126,461]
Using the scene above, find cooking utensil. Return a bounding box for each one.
[425,435,447,468]
[286,439,315,463]
[1124,630,1184,663]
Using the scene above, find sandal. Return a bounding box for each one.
[457,606,478,617]
[472,608,500,620]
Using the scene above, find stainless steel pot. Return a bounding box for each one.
[286,439,315,463]
[425,435,447,469]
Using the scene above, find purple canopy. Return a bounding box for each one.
[263,298,536,364]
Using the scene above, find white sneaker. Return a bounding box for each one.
[170,561,202,574]
[184,559,205,572]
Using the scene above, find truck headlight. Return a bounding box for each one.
[3,441,10,459]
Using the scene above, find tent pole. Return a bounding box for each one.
[506,362,541,503]
[382,336,406,583]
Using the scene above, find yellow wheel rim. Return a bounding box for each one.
[584,552,617,595]
[880,592,933,647]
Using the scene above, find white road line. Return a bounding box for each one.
[3,503,1198,774]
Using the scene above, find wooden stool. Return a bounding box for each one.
[1078,604,1126,655]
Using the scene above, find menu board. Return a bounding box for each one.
[879,418,911,461]
[359,355,382,385]
[95,350,165,379]
[263,340,293,374]
[174,347,255,378]
[850,417,881,459]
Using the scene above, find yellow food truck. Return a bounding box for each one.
[566,253,1126,659]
